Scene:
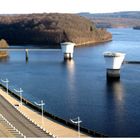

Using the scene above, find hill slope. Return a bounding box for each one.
[0,13,112,46]
[79,11,140,28]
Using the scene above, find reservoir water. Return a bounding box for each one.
[0,28,140,137]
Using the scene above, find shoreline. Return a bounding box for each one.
[0,83,106,138]
[75,38,112,47]
[5,38,112,48]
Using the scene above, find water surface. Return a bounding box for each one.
[0,28,140,136]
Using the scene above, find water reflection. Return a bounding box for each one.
[62,59,77,113]
[0,56,9,63]
[63,60,75,76]
[63,59,75,90]
[105,80,125,133]
[106,80,124,104]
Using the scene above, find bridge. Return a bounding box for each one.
[0,48,61,51]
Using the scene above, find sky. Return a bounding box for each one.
[0,0,139,14]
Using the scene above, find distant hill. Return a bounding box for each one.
[79,11,140,19]
[0,13,112,47]
[78,11,140,28]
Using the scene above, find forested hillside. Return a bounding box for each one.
[0,13,112,46]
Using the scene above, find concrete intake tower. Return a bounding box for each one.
[104,52,125,80]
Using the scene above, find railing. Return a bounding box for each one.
[0,48,61,51]
[123,61,140,64]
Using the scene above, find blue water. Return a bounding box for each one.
[0,28,140,137]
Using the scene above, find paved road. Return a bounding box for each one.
[0,115,24,137]
[0,95,51,137]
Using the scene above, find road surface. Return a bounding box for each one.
[0,95,51,137]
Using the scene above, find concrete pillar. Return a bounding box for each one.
[60,42,75,60]
[25,49,29,62]
[104,52,125,80]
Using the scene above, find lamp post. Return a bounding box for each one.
[1,78,9,94]
[34,100,45,126]
[14,88,23,106]
[70,116,82,137]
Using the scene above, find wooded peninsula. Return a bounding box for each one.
[0,13,112,47]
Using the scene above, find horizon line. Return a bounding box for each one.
[0,10,139,15]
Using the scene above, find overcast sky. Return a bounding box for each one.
[0,0,139,14]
